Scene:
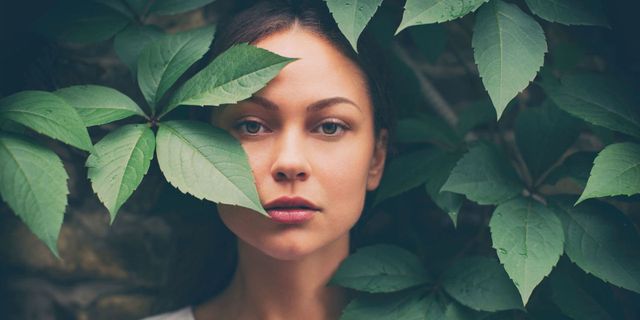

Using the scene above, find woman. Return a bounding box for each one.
[144,1,390,319]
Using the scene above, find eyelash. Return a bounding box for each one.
[233,118,350,137]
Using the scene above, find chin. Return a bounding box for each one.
[258,234,320,261]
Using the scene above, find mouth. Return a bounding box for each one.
[263,196,320,224]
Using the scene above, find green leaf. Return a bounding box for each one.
[0,133,68,258]
[553,197,640,294]
[524,0,609,27]
[341,290,443,320]
[86,124,155,224]
[442,256,523,312]
[472,1,547,119]
[373,149,435,206]
[114,24,164,73]
[549,260,615,320]
[541,74,640,139]
[515,101,580,180]
[489,197,564,305]
[545,151,597,188]
[138,26,215,112]
[396,0,488,34]
[330,244,430,293]
[156,120,265,215]
[423,151,464,227]
[37,0,130,44]
[0,91,93,152]
[441,143,522,205]
[161,43,295,118]
[54,85,147,126]
[324,0,383,52]
[395,114,462,148]
[149,0,216,15]
[409,24,446,63]
[456,99,496,135]
[577,142,640,203]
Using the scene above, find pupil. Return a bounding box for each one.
[246,122,260,133]
[322,123,338,134]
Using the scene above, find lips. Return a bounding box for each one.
[263,196,320,224]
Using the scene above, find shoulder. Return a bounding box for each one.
[140,306,195,320]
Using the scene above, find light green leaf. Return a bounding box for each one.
[149,0,216,15]
[156,120,265,215]
[114,24,164,73]
[0,133,68,258]
[490,197,565,305]
[545,151,597,188]
[472,1,547,119]
[524,0,609,27]
[161,43,295,118]
[542,74,640,139]
[54,85,147,126]
[515,101,580,180]
[330,244,430,293]
[0,91,93,152]
[577,142,640,203]
[553,197,640,294]
[324,0,383,52]
[442,256,523,312]
[341,290,443,320]
[86,124,155,223]
[423,151,464,227]
[441,143,523,205]
[37,0,130,44]
[373,149,435,206]
[396,0,488,34]
[138,26,215,112]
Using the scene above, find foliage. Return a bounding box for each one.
[1,0,639,319]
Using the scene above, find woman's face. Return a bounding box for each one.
[213,27,387,261]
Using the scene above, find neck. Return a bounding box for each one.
[199,234,351,320]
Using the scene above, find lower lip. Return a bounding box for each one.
[267,208,317,224]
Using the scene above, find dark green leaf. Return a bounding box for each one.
[409,24,446,63]
[524,0,609,27]
[542,74,640,138]
[473,1,547,119]
[423,151,464,227]
[37,0,130,44]
[54,85,146,126]
[490,197,564,305]
[86,124,155,223]
[161,43,295,118]
[0,91,93,152]
[137,26,215,112]
[396,0,488,34]
[149,0,216,15]
[324,0,383,52]
[456,100,496,135]
[441,143,523,205]
[373,149,435,206]
[442,256,523,312]
[0,133,68,258]
[553,197,640,294]
[114,24,164,73]
[395,115,462,147]
[578,142,640,202]
[156,120,265,215]
[341,290,443,320]
[545,151,597,188]
[515,101,580,180]
[330,244,430,293]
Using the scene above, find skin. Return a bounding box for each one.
[194,24,387,320]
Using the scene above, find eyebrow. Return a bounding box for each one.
[247,95,362,113]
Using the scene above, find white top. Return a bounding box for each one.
[141,306,195,320]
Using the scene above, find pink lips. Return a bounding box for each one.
[263,196,320,224]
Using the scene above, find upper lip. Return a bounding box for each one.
[263,196,320,210]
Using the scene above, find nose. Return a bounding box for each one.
[271,130,310,182]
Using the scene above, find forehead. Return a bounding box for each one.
[245,27,372,113]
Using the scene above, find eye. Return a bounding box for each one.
[234,119,270,135]
[313,119,350,136]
